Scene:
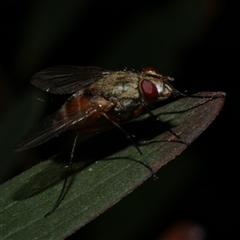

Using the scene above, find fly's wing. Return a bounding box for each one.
[30,66,111,94]
[15,108,97,151]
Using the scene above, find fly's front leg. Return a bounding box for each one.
[137,103,189,147]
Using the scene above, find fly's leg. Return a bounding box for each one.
[44,99,116,217]
[172,88,226,102]
[134,103,161,122]
[44,134,79,217]
[101,112,157,180]
[138,103,190,146]
[45,109,100,217]
[139,91,225,147]
[171,91,225,142]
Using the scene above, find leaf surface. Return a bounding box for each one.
[0,92,225,239]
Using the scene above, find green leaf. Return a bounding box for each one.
[0,92,225,239]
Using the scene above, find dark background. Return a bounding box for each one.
[0,1,239,239]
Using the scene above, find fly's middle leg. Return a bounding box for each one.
[101,112,157,180]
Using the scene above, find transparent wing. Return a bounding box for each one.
[15,108,97,151]
[30,66,111,94]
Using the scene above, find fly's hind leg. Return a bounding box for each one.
[45,98,116,217]
[44,110,101,217]
[44,134,79,217]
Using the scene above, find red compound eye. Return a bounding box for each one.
[141,80,158,99]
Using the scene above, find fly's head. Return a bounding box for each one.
[139,67,176,103]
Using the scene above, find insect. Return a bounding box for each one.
[15,66,183,215]
[16,66,182,152]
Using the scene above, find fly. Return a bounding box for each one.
[15,66,184,216]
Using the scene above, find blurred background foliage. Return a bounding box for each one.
[0,1,239,239]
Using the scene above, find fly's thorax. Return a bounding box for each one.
[110,98,139,120]
[89,71,141,100]
[88,71,142,120]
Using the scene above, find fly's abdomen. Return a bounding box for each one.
[59,94,115,130]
